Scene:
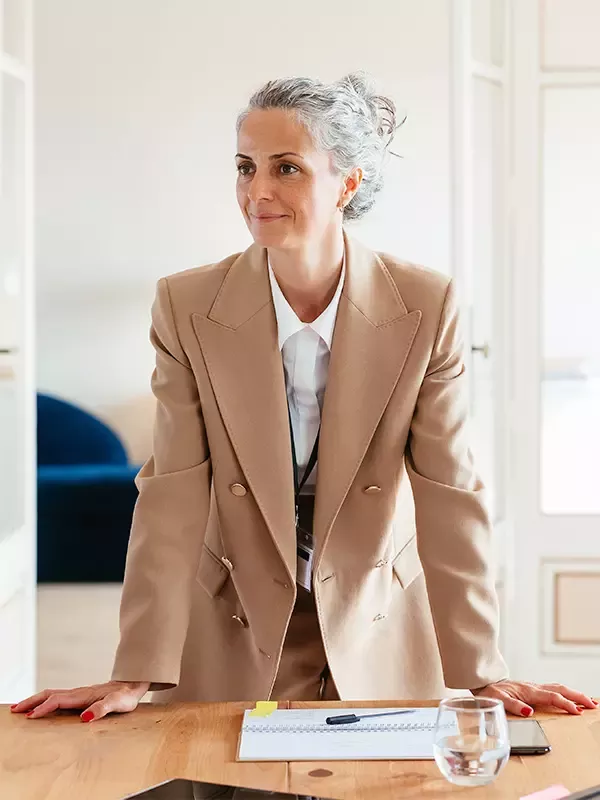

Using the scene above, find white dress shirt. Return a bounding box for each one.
[268,255,345,493]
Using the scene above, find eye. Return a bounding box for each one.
[279,163,299,175]
[236,162,254,177]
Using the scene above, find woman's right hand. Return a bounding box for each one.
[10,680,151,721]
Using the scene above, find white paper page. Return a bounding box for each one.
[238,708,440,761]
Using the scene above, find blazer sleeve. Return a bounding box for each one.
[405,278,509,690]
[111,277,211,690]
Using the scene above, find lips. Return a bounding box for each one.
[251,213,285,221]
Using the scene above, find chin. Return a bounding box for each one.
[249,225,295,250]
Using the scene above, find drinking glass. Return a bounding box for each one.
[433,696,510,787]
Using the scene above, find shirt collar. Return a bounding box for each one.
[268,252,345,351]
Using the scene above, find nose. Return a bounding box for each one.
[247,168,275,204]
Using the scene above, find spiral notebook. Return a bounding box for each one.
[237,707,440,761]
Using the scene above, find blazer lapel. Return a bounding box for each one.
[313,234,422,567]
[191,245,297,581]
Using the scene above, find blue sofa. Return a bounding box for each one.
[37,393,140,582]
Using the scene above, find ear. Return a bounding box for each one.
[338,167,364,209]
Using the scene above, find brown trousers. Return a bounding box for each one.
[270,585,339,701]
[270,493,338,701]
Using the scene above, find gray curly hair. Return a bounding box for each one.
[236,72,400,222]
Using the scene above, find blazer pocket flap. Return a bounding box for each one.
[392,536,423,590]
[196,545,229,598]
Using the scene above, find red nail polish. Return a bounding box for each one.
[521,707,533,717]
[26,712,34,718]
[81,711,94,722]
[10,704,17,710]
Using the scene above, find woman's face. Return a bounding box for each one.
[236,108,351,250]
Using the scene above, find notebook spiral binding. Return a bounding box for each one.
[242,721,446,734]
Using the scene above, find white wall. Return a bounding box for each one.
[36,286,156,461]
[35,0,453,459]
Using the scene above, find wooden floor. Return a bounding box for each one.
[36,584,123,691]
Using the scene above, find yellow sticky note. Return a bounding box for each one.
[249,701,278,718]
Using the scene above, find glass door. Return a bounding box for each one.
[511,0,600,692]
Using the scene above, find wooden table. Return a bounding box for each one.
[1,700,600,799]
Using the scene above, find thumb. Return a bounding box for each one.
[496,691,534,717]
[507,700,534,717]
[80,690,141,722]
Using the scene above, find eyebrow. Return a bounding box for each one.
[235,152,302,160]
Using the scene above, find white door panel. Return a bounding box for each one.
[542,0,600,69]
[451,0,511,656]
[0,0,35,702]
[471,0,505,67]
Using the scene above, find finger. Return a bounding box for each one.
[25,689,98,719]
[534,689,580,715]
[501,692,534,717]
[25,695,64,719]
[81,690,141,722]
[547,685,597,709]
[11,689,57,714]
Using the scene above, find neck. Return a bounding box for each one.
[268,229,344,323]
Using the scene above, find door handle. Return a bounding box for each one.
[0,348,17,380]
[471,342,491,359]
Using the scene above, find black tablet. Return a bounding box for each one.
[507,719,552,755]
[122,780,335,800]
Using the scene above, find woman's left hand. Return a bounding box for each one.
[472,680,599,716]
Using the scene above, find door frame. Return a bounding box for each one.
[449,0,515,665]
[0,0,36,700]
[511,0,600,686]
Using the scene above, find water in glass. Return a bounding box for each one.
[433,697,510,787]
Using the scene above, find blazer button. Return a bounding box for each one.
[363,485,381,494]
[230,483,247,497]
[375,558,388,568]
[373,613,387,622]
[221,556,234,571]
[231,615,248,628]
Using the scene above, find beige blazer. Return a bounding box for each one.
[111,232,508,701]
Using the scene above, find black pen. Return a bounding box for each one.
[325,709,417,725]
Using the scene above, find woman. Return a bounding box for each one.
[15,73,596,721]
